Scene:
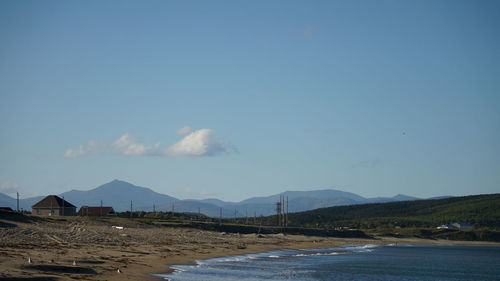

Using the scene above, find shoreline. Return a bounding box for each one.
[149,236,500,280]
[1,216,499,280]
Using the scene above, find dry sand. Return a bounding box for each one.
[1,215,498,281]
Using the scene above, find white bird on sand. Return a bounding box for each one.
[28,257,32,264]
[117,269,122,273]
[73,260,77,266]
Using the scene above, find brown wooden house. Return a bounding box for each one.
[78,206,116,217]
[32,195,76,216]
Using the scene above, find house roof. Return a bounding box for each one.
[32,195,76,208]
[78,206,115,216]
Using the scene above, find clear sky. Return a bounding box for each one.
[1,0,499,201]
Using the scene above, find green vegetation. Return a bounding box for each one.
[116,210,208,221]
[277,193,500,229]
[367,227,500,242]
[5,193,499,242]
[227,193,500,242]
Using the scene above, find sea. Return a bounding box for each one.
[157,244,500,281]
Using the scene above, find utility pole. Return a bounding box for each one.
[281,195,285,227]
[153,204,156,213]
[219,208,222,226]
[16,192,19,212]
[130,200,133,218]
[276,199,282,226]
[172,203,174,213]
[286,196,289,227]
[280,195,283,227]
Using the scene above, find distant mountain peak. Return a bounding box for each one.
[392,194,419,201]
[111,179,127,184]
[57,180,179,211]
[94,179,140,191]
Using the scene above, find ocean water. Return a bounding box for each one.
[157,244,500,281]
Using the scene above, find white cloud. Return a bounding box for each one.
[175,126,193,136]
[63,127,232,158]
[63,145,86,158]
[0,181,42,198]
[166,129,226,157]
[112,133,160,156]
[0,181,19,196]
[63,140,103,158]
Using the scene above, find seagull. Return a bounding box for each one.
[117,269,122,273]
[73,260,77,266]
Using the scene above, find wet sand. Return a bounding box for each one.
[1,215,498,280]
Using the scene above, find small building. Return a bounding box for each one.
[437,224,454,229]
[437,222,475,230]
[451,222,475,229]
[78,206,116,217]
[32,195,76,216]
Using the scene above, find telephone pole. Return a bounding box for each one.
[276,199,282,226]
[16,192,19,212]
[130,200,133,218]
[281,195,285,227]
[286,196,289,227]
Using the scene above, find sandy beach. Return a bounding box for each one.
[1,215,498,281]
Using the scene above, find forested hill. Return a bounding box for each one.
[286,193,500,229]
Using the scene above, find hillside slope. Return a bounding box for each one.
[285,193,500,228]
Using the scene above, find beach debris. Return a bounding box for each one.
[117,269,122,273]
[50,259,54,263]
[28,257,32,263]
[73,260,77,266]
[112,226,124,230]
[237,245,247,249]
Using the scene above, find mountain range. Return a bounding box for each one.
[0,179,445,217]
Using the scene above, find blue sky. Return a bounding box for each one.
[1,0,499,201]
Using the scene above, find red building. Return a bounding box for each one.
[78,206,116,216]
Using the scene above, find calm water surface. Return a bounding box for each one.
[158,244,500,281]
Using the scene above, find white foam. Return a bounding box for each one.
[294,252,341,257]
[170,265,189,273]
[386,243,415,247]
[337,244,380,253]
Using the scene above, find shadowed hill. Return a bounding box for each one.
[284,193,500,228]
